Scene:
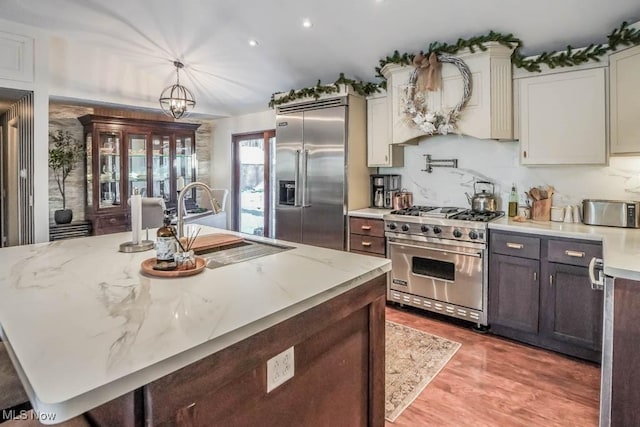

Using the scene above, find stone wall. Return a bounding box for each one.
[48,104,92,224]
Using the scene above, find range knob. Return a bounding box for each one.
[388,223,397,230]
[453,229,462,238]
[433,226,442,234]
[421,225,429,233]
[401,224,410,232]
[469,230,479,240]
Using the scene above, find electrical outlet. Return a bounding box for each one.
[266,346,294,392]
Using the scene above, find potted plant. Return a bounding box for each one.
[49,130,84,224]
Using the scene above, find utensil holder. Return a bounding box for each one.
[532,199,551,221]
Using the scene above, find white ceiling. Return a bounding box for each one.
[0,0,638,118]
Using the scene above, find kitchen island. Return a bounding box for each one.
[0,228,390,425]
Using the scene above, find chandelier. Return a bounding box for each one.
[159,60,196,119]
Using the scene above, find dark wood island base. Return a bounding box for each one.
[84,274,387,427]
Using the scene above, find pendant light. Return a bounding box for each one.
[159,60,196,119]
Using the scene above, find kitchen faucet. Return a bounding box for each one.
[177,181,221,238]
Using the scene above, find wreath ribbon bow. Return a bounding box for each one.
[412,52,441,91]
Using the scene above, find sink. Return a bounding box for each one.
[194,239,294,269]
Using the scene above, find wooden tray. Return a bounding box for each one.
[140,257,206,278]
[189,233,244,252]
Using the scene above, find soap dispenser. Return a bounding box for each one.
[155,210,177,270]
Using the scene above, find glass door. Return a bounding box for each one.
[151,135,171,202]
[232,130,275,236]
[127,134,148,198]
[98,131,121,208]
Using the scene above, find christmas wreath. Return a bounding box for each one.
[403,53,472,135]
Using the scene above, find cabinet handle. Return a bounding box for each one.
[523,150,527,159]
[550,275,553,287]
[564,250,585,258]
[533,272,537,281]
[109,218,116,224]
[361,241,372,247]
[361,225,372,230]
[506,242,524,249]
[385,155,388,162]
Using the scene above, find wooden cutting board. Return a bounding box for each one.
[189,233,244,252]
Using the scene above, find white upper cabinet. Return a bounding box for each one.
[610,44,640,155]
[380,42,514,144]
[0,30,34,83]
[366,93,403,167]
[516,66,607,165]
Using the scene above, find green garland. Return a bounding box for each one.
[268,74,379,108]
[269,21,640,107]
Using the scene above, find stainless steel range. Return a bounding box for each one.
[384,206,503,327]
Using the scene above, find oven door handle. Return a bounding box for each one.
[388,240,482,258]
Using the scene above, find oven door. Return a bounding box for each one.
[388,238,484,310]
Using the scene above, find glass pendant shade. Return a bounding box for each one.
[159,61,196,119]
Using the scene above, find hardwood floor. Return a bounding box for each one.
[386,305,600,427]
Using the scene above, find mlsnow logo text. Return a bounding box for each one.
[2,410,56,422]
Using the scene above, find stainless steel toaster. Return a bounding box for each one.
[582,199,640,228]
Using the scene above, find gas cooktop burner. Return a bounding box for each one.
[389,205,504,222]
[390,206,438,216]
[451,210,504,222]
[390,206,473,218]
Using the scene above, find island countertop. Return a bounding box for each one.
[0,228,390,423]
[489,217,640,281]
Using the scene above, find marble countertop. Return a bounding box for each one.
[0,228,390,423]
[489,218,640,281]
[348,208,393,220]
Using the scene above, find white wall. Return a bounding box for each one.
[0,18,49,243]
[211,109,276,224]
[383,134,640,211]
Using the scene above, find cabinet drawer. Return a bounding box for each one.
[349,217,385,237]
[547,240,602,267]
[349,234,385,255]
[490,232,540,259]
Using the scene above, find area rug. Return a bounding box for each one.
[385,321,461,422]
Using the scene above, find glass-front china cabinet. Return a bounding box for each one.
[79,115,200,235]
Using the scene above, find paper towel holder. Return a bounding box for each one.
[119,188,155,252]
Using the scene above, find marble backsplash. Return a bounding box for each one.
[382,134,640,211]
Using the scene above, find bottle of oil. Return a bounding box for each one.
[508,184,518,217]
[155,211,177,270]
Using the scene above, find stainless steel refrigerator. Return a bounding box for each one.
[275,93,369,250]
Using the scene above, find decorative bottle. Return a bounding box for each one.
[508,184,518,217]
[155,211,177,270]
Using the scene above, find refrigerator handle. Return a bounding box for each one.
[302,149,310,207]
[294,149,301,207]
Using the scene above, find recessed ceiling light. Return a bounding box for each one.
[302,18,312,28]
[248,39,259,47]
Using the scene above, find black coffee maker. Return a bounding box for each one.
[370,174,400,209]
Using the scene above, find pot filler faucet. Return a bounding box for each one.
[177,181,222,238]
